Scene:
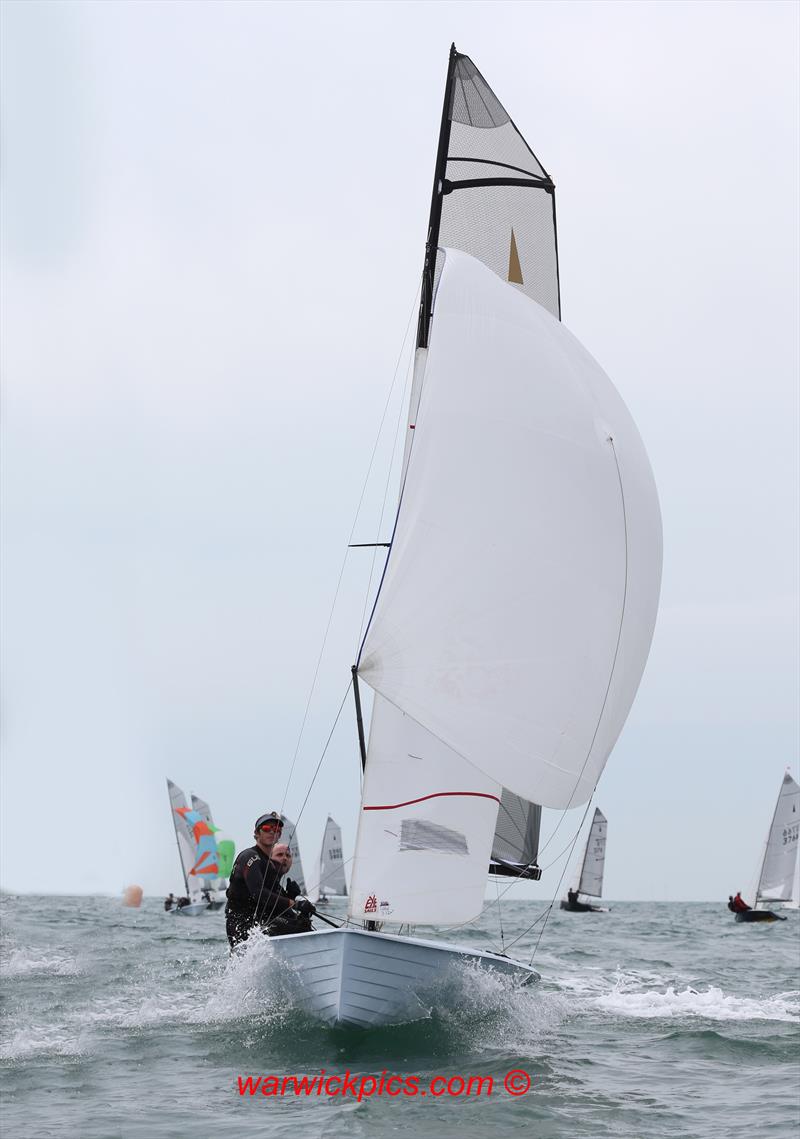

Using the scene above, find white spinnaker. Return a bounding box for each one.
[756,773,800,903]
[167,779,198,896]
[576,809,607,898]
[316,816,348,897]
[358,250,662,808]
[348,695,502,925]
[282,816,307,895]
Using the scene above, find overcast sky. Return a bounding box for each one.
[1,0,798,903]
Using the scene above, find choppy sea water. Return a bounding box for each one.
[1,895,798,1138]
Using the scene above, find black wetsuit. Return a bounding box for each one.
[225,846,303,947]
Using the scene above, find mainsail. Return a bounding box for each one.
[191,794,235,884]
[574,809,607,898]
[490,790,542,880]
[417,46,560,352]
[167,779,206,897]
[755,772,800,905]
[349,46,661,928]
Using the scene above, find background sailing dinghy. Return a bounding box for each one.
[264,45,662,1028]
[309,816,348,904]
[166,779,209,916]
[734,771,799,923]
[190,794,235,909]
[560,809,609,913]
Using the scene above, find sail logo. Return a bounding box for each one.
[364,894,378,914]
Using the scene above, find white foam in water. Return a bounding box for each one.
[0,946,82,979]
[593,976,800,1023]
[0,1023,89,1063]
[203,931,301,1025]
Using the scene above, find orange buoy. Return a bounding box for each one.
[122,884,143,908]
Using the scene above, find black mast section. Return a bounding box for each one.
[416,42,458,350]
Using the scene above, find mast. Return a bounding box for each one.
[416,43,458,350]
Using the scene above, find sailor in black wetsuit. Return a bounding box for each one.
[225,812,314,947]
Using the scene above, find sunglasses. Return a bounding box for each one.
[259,822,283,831]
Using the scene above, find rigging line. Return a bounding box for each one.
[536,435,630,860]
[503,797,596,963]
[278,287,420,814]
[260,680,353,927]
[495,874,505,952]
[355,343,416,652]
[306,854,354,905]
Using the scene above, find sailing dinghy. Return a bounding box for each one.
[733,771,799,923]
[560,809,609,913]
[265,45,662,1027]
[166,779,209,916]
[310,816,348,904]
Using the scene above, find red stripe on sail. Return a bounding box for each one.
[363,791,501,811]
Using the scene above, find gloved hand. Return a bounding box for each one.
[285,877,301,901]
[295,898,316,918]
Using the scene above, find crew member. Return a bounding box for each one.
[225,813,303,947]
[732,891,751,913]
[264,843,315,937]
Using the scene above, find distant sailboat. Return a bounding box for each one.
[732,771,799,923]
[310,816,348,903]
[560,809,609,913]
[166,779,209,915]
[191,794,235,909]
[263,44,661,1027]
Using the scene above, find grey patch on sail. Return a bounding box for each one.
[450,55,509,128]
[399,819,469,856]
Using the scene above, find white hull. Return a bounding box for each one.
[265,927,539,1028]
[168,902,208,917]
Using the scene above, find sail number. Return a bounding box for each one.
[783,823,799,846]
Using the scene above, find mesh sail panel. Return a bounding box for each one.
[490,789,542,879]
[419,49,560,346]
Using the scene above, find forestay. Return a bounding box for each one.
[358,249,662,809]
[756,772,800,904]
